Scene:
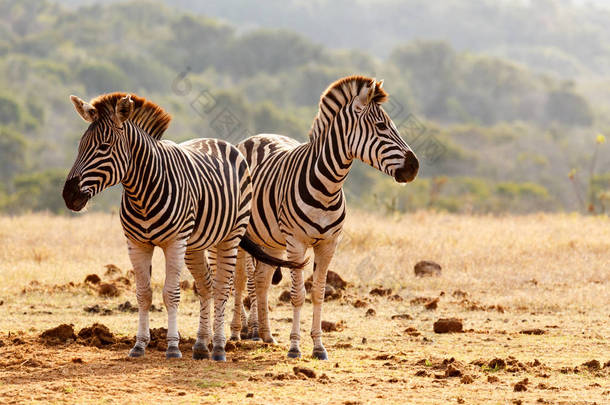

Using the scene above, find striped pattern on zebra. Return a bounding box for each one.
[233,75,419,359]
[63,92,304,361]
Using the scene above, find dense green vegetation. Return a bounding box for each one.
[0,0,608,214]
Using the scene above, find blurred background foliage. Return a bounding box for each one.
[0,0,609,214]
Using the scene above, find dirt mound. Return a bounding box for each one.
[84,274,101,284]
[322,320,345,332]
[40,324,76,345]
[83,304,113,315]
[581,360,601,371]
[353,299,368,308]
[278,290,291,303]
[98,283,120,297]
[520,328,545,335]
[365,308,376,317]
[514,378,529,392]
[414,260,442,277]
[117,301,138,313]
[424,297,439,310]
[433,318,463,333]
[78,323,118,348]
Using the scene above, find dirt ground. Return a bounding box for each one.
[0,212,608,404]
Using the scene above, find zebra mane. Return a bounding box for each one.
[89,92,172,140]
[309,75,388,142]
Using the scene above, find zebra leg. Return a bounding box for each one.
[310,238,338,360]
[254,255,282,344]
[161,239,187,359]
[127,240,154,358]
[230,250,247,341]
[286,242,307,359]
[245,254,258,340]
[185,249,212,360]
[210,242,237,361]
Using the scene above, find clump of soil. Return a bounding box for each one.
[77,323,117,348]
[353,299,368,308]
[581,360,601,371]
[487,375,500,383]
[83,304,113,315]
[40,324,76,345]
[114,277,131,287]
[452,289,468,298]
[322,320,345,332]
[293,366,316,379]
[365,308,376,317]
[520,328,545,335]
[404,327,420,337]
[414,260,442,277]
[98,283,120,297]
[278,290,291,303]
[369,287,392,297]
[324,284,342,301]
[433,318,463,333]
[305,271,348,292]
[391,313,413,320]
[104,264,122,276]
[460,375,474,384]
[84,274,101,284]
[488,358,507,370]
[514,378,529,392]
[424,298,439,310]
[117,301,138,313]
[445,364,462,377]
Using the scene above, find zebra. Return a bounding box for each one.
[231,75,419,359]
[62,92,304,361]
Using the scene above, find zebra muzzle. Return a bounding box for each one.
[62,176,89,212]
[394,150,419,183]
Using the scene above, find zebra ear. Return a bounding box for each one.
[70,95,98,122]
[357,79,377,107]
[115,94,134,124]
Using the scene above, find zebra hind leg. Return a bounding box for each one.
[161,240,187,359]
[185,249,213,360]
[211,242,238,361]
[126,240,154,358]
[230,250,247,341]
[244,254,257,340]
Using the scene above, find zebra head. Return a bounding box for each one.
[63,94,134,211]
[346,78,419,183]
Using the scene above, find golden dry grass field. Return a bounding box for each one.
[0,211,608,404]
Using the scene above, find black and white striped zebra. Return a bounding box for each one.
[63,92,304,361]
[232,76,419,359]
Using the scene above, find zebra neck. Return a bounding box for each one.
[306,120,353,199]
[121,127,165,209]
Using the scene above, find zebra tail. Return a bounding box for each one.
[239,236,308,269]
[271,267,282,285]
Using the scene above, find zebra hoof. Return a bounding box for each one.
[192,343,210,360]
[240,327,250,340]
[128,345,145,358]
[251,330,261,341]
[211,346,226,362]
[312,347,328,360]
[287,348,301,359]
[229,335,240,342]
[262,336,277,345]
[166,346,182,359]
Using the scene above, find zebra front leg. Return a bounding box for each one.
[210,242,238,361]
[185,249,213,360]
[309,238,338,360]
[126,240,154,358]
[286,242,307,359]
[161,239,187,359]
[230,250,247,341]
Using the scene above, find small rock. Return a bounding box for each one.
[433,318,463,333]
[404,327,420,337]
[84,274,101,284]
[445,365,462,377]
[487,375,500,383]
[71,357,83,363]
[488,358,506,370]
[246,393,254,398]
[40,324,76,344]
[391,314,413,320]
[414,260,441,277]
[365,308,376,317]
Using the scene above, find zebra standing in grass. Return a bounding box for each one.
[231,76,419,359]
[63,92,303,361]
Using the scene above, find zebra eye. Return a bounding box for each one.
[375,122,388,131]
[98,143,111,153]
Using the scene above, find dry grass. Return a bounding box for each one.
[0,211,608,404]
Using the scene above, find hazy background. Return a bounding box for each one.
[1,0,610,214]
